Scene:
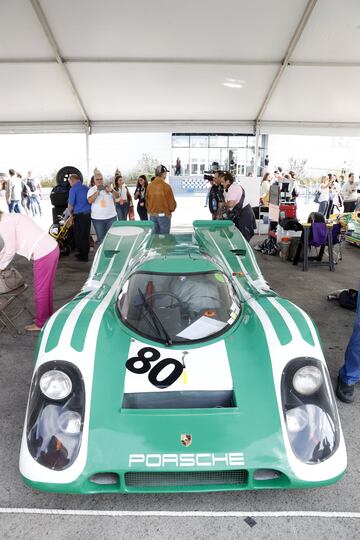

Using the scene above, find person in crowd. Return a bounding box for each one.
[260,172,271,207]
[220,171,256,241]
[204,178,213,207]
[288,170,300,201]
[246,171,253,177]
[67,173,91,261]
[327,176,342,217]
[274,167,284,183]
[0,172,10,211]
[145,164,176,234]
[175,158,181,176]
[318,176,330,216]
[8,169,22,213]
[264,154,269,167]
[114,174,132,221]
[19,174,30,215]
[87,171,117,243]
[341,173,358,213]
[355,196,360,212]
[0,210,59,332]
[336,284,360,403]
[27,171,42,217]
[0,172,7,191]
[87,176,96,247]
[208,170,225,220]
[134,175,148,220]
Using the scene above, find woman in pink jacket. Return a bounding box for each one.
[0,211,59,332]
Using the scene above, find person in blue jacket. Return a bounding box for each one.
[336,282,360,403]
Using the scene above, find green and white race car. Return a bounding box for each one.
[20,220,346,493]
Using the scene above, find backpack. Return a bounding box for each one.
[27,179,36,193]
[0,267,25,294]
[339,289,358,311]
[21,181,29,197]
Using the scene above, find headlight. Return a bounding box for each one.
[286,405,336,463]
[58,411,82,434]
[292,365,323,395]
[285,407,308,433]
[40,370,72,400]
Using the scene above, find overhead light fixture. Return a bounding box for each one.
[223,78,244,89]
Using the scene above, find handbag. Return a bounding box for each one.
[128,205,135,220]
[0,267,25,294]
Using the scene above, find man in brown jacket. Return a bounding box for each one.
[146,165,177,234]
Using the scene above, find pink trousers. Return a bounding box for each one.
[33,246,60,328]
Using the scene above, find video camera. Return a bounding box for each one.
[204,162,220,181]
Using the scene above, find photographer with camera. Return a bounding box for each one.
[220,171,256,242]
[87,171,117,243]
[207,170,226,220]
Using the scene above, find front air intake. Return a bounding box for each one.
[125,470,248,487]
[122,390,235,409]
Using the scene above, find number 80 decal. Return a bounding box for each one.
[126,347,183,389]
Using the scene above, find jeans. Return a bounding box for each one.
[92,216,117,243]
[339,283,360,385]
[116,203,128,221]
[9,200,21,213]
[30,194,42,216]
[318,200,328,215]
[150,215,171,234]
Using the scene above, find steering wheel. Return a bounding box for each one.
[145,291,184,309]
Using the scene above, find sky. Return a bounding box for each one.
[0,133,171,180]
[1,132,360,180]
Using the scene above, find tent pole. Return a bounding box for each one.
[85,124,90,180]
[254,123,260,177]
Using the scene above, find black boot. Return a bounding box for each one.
[336,377,355,403]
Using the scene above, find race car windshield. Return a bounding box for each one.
[117,271,241,344]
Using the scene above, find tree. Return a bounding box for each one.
[288,156,308,178]
[127,153,162,182]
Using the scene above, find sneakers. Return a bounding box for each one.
[336,377,355,403]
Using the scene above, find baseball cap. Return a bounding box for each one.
[155,164,169,176]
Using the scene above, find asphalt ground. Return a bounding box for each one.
[0,194,360,539]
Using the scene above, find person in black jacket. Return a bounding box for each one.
[134,175,148,220]
[208,171,225,220]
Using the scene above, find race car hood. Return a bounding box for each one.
[86,301,287,474]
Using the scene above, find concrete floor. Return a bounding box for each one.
[0,219,359,539]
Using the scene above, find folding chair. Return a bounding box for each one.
[0,284,33,335]
[302,222,335,271]
[293,222,335,271]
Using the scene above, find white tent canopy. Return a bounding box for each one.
[1,0,360,135]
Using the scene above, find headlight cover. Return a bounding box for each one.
[26,361,85,471]
[282,357,340,464]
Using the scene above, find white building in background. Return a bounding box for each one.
[171,133,268,177]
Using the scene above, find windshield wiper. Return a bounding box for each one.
[138,288,172,346]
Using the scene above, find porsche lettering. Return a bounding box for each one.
[128,452,245,468]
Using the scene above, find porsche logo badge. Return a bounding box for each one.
[181,434,192,447]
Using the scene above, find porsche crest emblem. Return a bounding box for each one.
[181,434,192,447]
